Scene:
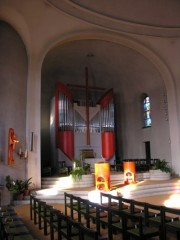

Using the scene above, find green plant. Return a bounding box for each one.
[24,177,32,189]
[14,179,25,194]
[72,158,81,168]
[5,176,32,195]
[83,162,91,174]
[71,158,91,181]
[151,159,172,173]
[5,175,16,192]
[71,167,85,181]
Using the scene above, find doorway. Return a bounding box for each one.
[145,141,151,159]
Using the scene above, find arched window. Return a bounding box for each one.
[143,95,151,127]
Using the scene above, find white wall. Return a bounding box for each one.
[0,21,28,205]
[117,69,171,162]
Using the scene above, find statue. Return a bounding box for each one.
[8,128,18,165]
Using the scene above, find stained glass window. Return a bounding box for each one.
[143,96,151,127]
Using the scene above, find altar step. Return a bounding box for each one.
[36,172,150,204]
[34,189,89,204]
[34,177,180,204]
[41,172,150,189]
[13,176,180,206]
[119,178,180,199]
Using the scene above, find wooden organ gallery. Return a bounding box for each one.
[54,78,115,164]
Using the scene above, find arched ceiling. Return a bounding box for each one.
[42,1,173,103]
[47,0,180,37]
[42,39,163,103]
[71,0,180,27]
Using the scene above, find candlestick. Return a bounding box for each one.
[24,149,28,159]
[19,148,22,155]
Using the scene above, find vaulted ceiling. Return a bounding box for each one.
[42,39,163,104]
[47,0,180,37]
[42,0,174,102]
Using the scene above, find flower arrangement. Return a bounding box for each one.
[71,159,91,181]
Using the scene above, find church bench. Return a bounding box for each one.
[0,205,37,240]
[123,212,160,240]
[44,204,54,236]
[64,192,80,220]
[162,206,180,240]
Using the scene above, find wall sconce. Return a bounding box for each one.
[18,148,28,159]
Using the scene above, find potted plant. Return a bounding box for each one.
[71,167,85,181]
[23,177,32,196]
[72,158,81,168]
[150,159,172,180]
[5,175,27,200]
[14,179,25,200]
[150,159,172,173]
[5,175,15,192]
[83,162,91,174]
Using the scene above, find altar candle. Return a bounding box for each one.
[24,149,28,158]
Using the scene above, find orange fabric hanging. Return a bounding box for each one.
[58,131,74,160]
[101,132,115,160]
[98,89,115,161]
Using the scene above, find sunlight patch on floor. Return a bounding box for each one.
[164,194,180,208]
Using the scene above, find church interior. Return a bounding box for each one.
[1,1,180,239]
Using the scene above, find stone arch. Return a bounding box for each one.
[41,30,180,173]
[0,6,31,56]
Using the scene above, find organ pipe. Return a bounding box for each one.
[98,88,115,160]
[55,82,74,159]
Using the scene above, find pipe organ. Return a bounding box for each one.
[55,82,115,161]
[74,104,101,134]
[98,89,115,160]
[55,82,74,159]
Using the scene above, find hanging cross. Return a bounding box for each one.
[67,67,106,145]
[85,67,90,145]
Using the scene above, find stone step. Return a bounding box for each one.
[38,172,151,203]
[118,178,180,199]
[14,176,180,206]
[37,178,180,204]
[34,188,89,204]
[41,172,150,189]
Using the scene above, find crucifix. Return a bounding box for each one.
[85,67,90,145]
[67,67,106,145]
